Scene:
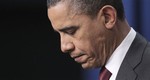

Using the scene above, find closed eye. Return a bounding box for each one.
[59,26,79,35]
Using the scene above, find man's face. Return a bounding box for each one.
[48,3,111,69]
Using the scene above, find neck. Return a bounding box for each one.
[114,19,131,50]
[103,19,131,65]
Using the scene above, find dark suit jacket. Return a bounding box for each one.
[116,33,150,80]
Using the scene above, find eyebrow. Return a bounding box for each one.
[58,26,79,32]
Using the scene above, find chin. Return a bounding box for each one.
[82,63,102,70]
[81,63,96,69]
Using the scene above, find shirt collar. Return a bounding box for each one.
[105,27,136,80]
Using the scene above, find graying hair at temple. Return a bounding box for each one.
[47,0,125,20]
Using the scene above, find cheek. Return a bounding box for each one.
[74,39,97,59]
[74,29,100,54]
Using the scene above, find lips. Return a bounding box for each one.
[71,54,85,63]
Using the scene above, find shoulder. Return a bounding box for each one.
[135,42,150,80]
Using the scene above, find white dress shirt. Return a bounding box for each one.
[105,28,136,80]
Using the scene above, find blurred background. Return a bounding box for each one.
[0,0,150,80]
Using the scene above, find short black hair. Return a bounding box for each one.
[47,0,125,20]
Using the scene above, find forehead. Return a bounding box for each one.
[47,2,77,29]
[48,3,67,24]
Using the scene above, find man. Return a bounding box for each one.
[47,0,150,80]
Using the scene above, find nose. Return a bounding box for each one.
[61,40,75,53]
[61,42,75,53]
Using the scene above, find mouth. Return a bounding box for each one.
[71,54,85,63]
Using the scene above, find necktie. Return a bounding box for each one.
[99,67,112,80]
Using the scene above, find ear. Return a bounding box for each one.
[99,5,117,29]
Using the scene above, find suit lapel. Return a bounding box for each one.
[116,33,148,80]
[116,61,137,80]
